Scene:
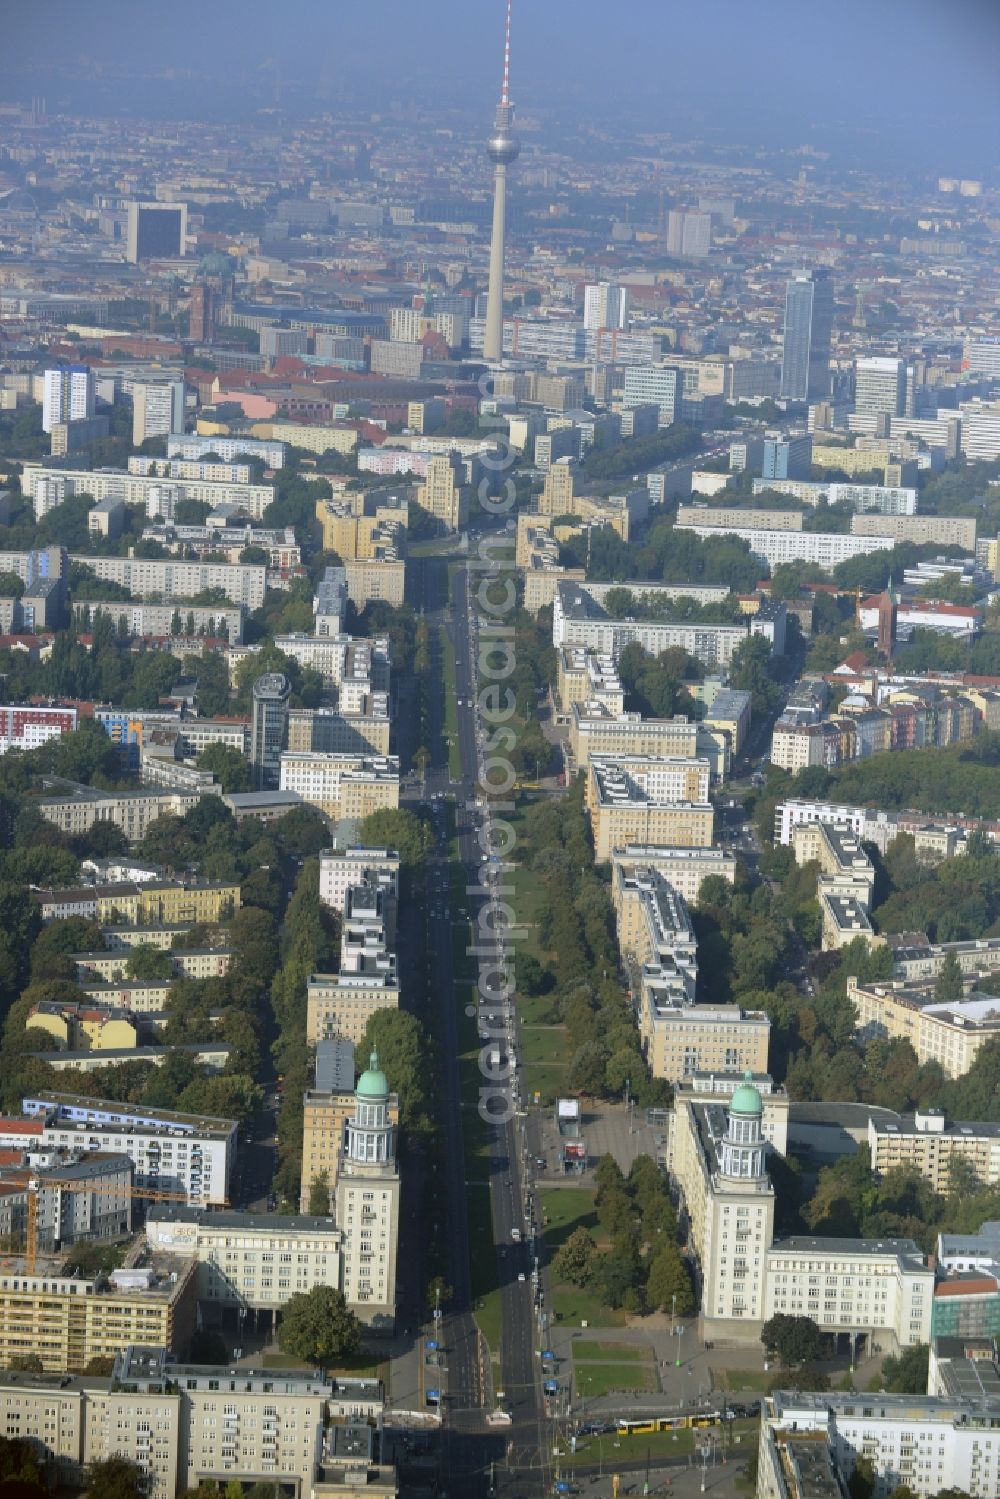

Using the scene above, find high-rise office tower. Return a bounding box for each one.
[583,283,630,331]
[779,269,834,402]
[483,1,520,364]
[132,381,186,445]
[250,673,291,790]
[42,366,95,434]
[126,201,187,263]
[854,356,907,418]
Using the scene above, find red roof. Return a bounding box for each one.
[0,1120,42,1136]
[936,1277,998,1297]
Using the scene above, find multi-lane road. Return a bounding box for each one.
[405,553,549,1496]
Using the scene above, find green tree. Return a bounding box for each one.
[84,1456,144,1499]
[197,744,252,793]
[934,952,964,1004]
[552,1226,597,1287]
[7,1353,43,1372]
[277,1285,362,1366]
[125,944,174,982]
[762,1313,824,1367]
[308,1169,331,1215]
[645,1243,694,1314]
[881,1343,929,1394]
[357,807,433,871]
[848,1456,876,1499]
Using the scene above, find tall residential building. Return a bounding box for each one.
[666,210,712,258]
[855,356,907,418]
[126,201,187,262]
[250,672,291,790]
[780,269,834,401]
[132,381,186,445]
[416,453,468,530]
[334,1053,400,1329]
[42,366,95,434]
[762,432,813,480]
[483,1,520,363]
[583,282,630,331]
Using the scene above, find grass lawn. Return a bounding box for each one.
[439,627,461,779]
[557,1421,760,1470]
[572,1339,648,1363]
[715,1368,773,1392]
[475,1284,503,1357]
[519,1023,571,1102]
[551,1281,627,1329]
[519,1025,569,1065]
[570,1361,657,1397]
[524,1061,568,1107]
[538,1186,599,1251]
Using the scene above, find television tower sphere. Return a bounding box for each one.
[487,110,520,165]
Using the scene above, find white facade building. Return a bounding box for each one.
[18,1092,237,1206]
[42,366,95,433]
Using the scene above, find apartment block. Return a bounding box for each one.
[15,1093,238,1206]
[0,1259,198,1374]
[851,512,977,550]
[68,553,266,609]
[640,1001,770,1083]
[35,784,204,842]
[849,979,1000,1078]
[758,1389,998,1499]
[611,845,736,911]
[868,1110,1000,1192]
[278,752,399,821]
[145,1207,342,1311]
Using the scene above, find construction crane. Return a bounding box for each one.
[24,1176,221,1276]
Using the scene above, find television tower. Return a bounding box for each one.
[483,0,520,364]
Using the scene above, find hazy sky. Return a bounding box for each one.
[3,0,998,173]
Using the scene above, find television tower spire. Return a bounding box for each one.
[483,0,520,364]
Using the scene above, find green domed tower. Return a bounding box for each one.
[721,1072,766,1180]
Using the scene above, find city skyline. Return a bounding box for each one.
[1,0,998,172]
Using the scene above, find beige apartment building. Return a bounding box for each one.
[0,1353,386,1499]
[36,786,202,842]
[416,454,468,530]
[669,1079,776,1339]
[278,752,399,821]
[572,705,700,770]
[585,754,712,810]
[287,705,391,757]
[849,977,1000,1077]
[306,973,400,1048]
[0,1261,198,1373]
[640,999,770,1083]
[588,759,714,860]
[612,844,736,914]
[867,1111,1000,1193]
[556,647,626,715]
[850,511,977,549]
[592,796,715,862]
[344,556,406,609]
[676,504,804,531]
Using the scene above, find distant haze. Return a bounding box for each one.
[2,0,998,174]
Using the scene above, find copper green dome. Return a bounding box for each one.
[356,1050,388,1100]
[730,1070,763,1117]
